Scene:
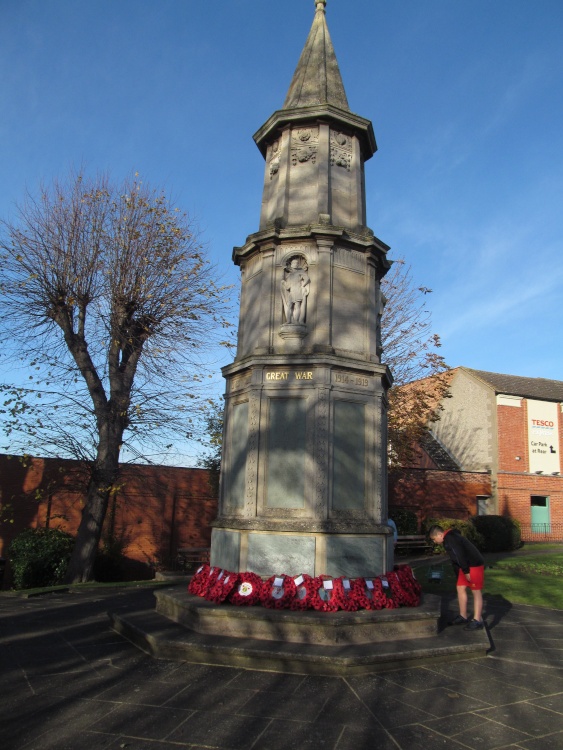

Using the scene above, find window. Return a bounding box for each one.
[476,496,490,516]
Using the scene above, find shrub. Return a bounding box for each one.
[94,535,126,582]
[8,528,74,590]
[423,517,486,552]
[390,508,418,535]
[470,515,521,552]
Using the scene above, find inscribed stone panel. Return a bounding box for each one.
[325,536,383,578]
[247,534,315,577]
[211,529,241,571]
[332,266,364,352]
[266,398,306,508]
[229,401,248,509]
[332,400,365,511]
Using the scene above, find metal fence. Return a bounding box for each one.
[520,524,563,542]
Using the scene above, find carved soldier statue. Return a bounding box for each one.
[281,256,310,325]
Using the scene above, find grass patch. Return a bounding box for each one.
[413,552,563,610]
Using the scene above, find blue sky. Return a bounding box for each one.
[1,0,562,459]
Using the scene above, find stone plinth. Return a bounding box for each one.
[211,353,394,577]
[155,589,437,645]
[109,587,490,675]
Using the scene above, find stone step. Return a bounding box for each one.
[108,589,490,676]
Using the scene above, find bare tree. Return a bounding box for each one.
[0,171,232,581]
[380,259,450,466]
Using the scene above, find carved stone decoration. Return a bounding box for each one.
[280,255,310,325]
[276,244,316,266]
[244,253,262,280]
[333,246,365,273]
[330,129,352,171]
[291,127,318,166]
[269,140,280,179]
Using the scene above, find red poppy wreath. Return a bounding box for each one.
[187,563,210,597]
[310,575,340,612]
[289,573,315,610]
[392,564,422,606]
[357,577,387,610]
[378,574,399,609]
[332,576,360,612]
[189,564,223,599]
[260,574,296,609]
[228,571,263,606]
[205,569,239,604]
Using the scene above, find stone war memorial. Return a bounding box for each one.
[112,1,489,672]
[212,0,394,579]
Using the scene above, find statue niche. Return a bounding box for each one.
[281,255,310,326]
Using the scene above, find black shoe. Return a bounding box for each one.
[464,619,484,630]
[449,615,469,626]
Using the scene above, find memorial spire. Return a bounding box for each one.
[283,0,349,112]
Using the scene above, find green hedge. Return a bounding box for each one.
[424,517,486,552]
[470,515,521,552]
[8,528,75,590]
[390,508,419,535]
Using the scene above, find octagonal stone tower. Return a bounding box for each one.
[211,0,394,578]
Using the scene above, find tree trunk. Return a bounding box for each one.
[63,442,121,583]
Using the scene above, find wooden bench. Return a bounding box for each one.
[176,547,210,572]
[396,535,434,555]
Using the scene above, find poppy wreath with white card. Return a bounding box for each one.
[228,571,264,606]
[310,575,340,612]
[332,576,360,612]
[192,565,222,599]
[260,574,296,609]
[357,577,387,610]
[378,575,399,609]
[351,577,376,611]
[289,573,315,610]
[205,570,239,604]
[187,563,210,597]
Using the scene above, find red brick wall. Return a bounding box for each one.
[0,455,218,585]
[389,468,492,528]
[496,400,563,539]
[498,471,563,540]
[497,403,529,472]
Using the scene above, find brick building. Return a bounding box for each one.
[394,367,563,540]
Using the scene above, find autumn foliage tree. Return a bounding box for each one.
[380,259,450,466]
[0,171,231,582]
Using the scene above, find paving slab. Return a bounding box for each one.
[2,586,563,750]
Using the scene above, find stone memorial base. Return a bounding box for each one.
[109,588,490,676]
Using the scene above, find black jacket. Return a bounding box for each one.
[443,529,484,574]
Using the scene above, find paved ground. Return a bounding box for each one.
[2,584,563,750]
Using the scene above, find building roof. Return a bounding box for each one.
[282,0,350,111]
[463,368,563,403]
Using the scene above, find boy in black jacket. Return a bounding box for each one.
[429,524,485,630]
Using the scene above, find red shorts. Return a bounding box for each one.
[456,565,484,591]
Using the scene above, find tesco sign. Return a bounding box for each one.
[531,419,555,428]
